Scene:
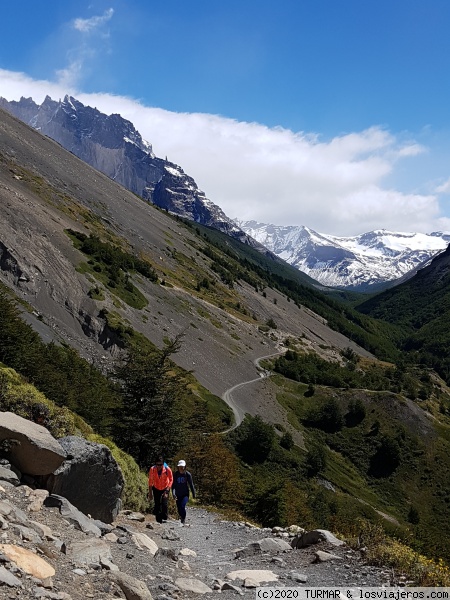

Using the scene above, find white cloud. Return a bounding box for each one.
[436,177,450,194]
[73,8,114,33]
[0,69,448,236]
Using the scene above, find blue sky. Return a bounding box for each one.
[2,0,450,235]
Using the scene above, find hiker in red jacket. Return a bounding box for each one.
[148,456,173,523]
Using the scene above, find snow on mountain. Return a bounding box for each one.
[237,221,450,291]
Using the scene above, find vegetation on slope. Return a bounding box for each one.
[356,245,450,386]
[179,219,402,361]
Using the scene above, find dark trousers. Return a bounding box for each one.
[176,495,189,521]
[153,487,168,523]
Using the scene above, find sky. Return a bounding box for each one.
[2,0,450,236]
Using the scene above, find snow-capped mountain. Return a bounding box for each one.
[237,221,450,291]
[0,95,252,244]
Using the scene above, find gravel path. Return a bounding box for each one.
[114,506,393,596]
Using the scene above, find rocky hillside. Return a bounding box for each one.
[0,95,260,248]
[0,106,375,424]
[0,412,391,599]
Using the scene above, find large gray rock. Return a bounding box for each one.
[234,537,291,558]
[0,412,66,476]
[45,436,124,523]
[291,529,344,549]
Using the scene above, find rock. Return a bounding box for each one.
[0,498,29,525]
[33,589,73,600]
[66,538,113,566]
[131,532,158,555]
[127,512,146,522]
[45,436,124,523]
[286,525,305,535]
[44,494,102,536]
[221,581,243,594]
[155,547,178,561]
[291,529,344,549]
[100,557,120,571]
[226,570,278,585]
[179,547,197,557]
[0,464,20,486]
[234,537,291,558]
[289,571,308,583]
[0,412,66,475]
[177,558,191,570]
[175,577,212,594]
[28,488,50,512]
[0,564,21,587]
[29,520,54,540]
[313,550,343,563]
[11,522,42,542]
[0,543,55,579]
[109,570,153,600]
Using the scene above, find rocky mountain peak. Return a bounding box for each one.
[0,94,261,247]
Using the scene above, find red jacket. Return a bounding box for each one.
[148,464,173,491]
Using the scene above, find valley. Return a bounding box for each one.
[1,104,450,583]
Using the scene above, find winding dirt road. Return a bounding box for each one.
[220,350,284,433]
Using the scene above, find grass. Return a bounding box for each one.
[270,365,450,564]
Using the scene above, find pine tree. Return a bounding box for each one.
[113,335,187,468]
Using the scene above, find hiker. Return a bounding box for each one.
[172,459,196,525]
[148,456,173,523]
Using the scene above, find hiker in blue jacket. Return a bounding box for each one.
[172,459,196,525]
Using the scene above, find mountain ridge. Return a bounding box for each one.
[0,94,265,251]
[238,220,450,291]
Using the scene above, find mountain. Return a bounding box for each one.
[0,105,386,401]
[238,221,450,291]
[0,94,258,247]
[356,243,450,383]
[2,106,450,573]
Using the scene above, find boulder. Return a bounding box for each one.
[0,412,66,476]
[291,529,344,549]
[175,577,213,594]
[226,570,278,585]
[234,537,291,558]
[0,543,55,579]
[313,550,343,563]
[66,538,113,566]
[45,436,124,523]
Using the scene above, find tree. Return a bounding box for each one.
[182,433,244,507]
[304,397,344,433]
[306,444,327,476]
[368,434,401,478]
[280,431,294,451]
[230,415,276,464]
[345,398,366,427]
[113,335,187,467]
